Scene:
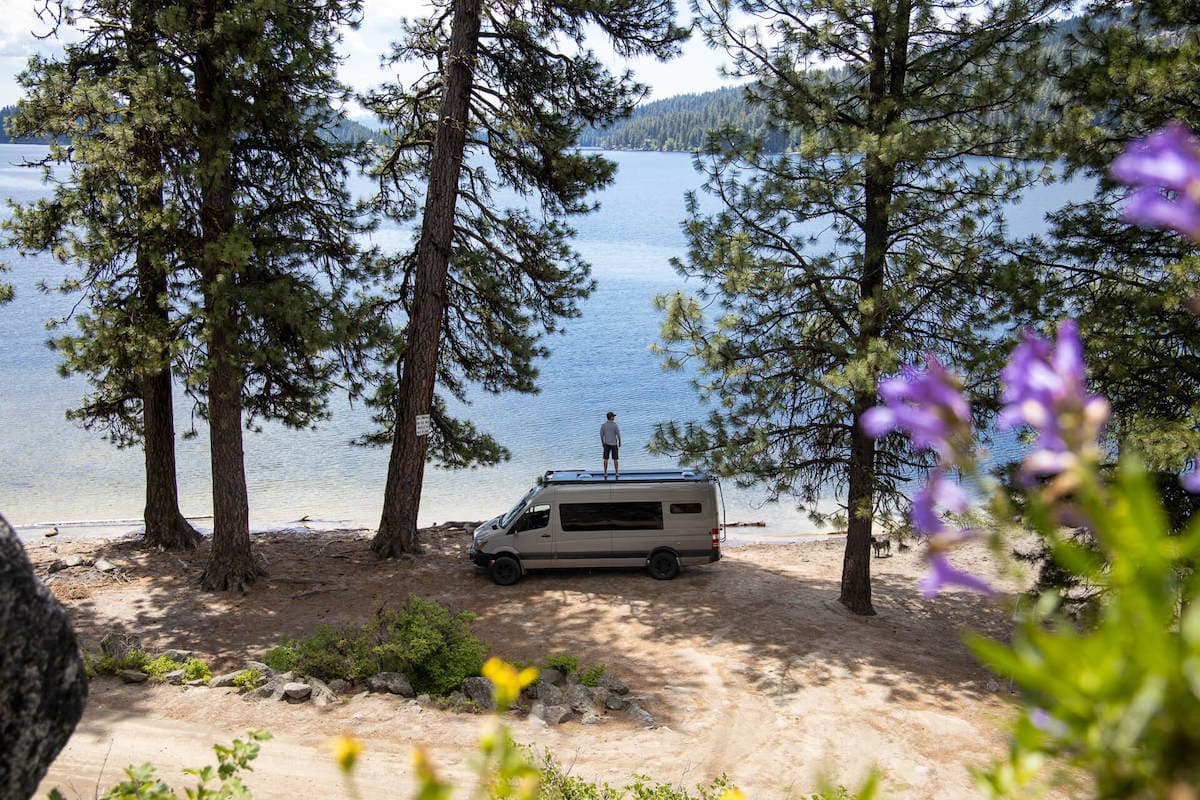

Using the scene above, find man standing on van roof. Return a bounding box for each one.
[601,411,621,479]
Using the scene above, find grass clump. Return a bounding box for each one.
[183,658,212,682]
[537,754,734,799]
[143,655,184,681]
[543,654,578,675]
[262,596,486,695]
[579,664,606,687]
[88,649,150,677]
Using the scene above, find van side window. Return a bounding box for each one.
[560,502,663,531]
[513,504,551,533]
[669,503,702,514]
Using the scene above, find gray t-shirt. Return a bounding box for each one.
[600,420,621,446]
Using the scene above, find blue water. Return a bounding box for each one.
[0,145,1076,542]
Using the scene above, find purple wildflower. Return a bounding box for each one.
[999,320,1110,477]
[1111,122,1200,241]
[911,469,967,536]
[920,553,996,598]
[862,354,972,464]
[1183,460,1200,494]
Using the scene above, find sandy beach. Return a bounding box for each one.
[25,527,1027,799]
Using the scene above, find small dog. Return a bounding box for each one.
[897,540,911,553]
[871,536,891,557]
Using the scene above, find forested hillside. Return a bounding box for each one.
[1,103,378,145]
[584,14,1080,153]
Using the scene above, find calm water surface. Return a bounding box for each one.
[0,145,1073,542]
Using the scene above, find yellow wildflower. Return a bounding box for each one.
[481,657,538,708]
[327,735,362,773]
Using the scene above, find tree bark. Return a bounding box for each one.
[0,514,88,798]
[194,0,260,590]
[373,0,482,558]
[841,403,877,615]
[130,0,201,552]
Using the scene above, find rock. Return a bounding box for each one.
[242,671,297,702]
[160,649,194,662]
[565,684,596,713]
[604,694,629,711]
[283,683,312,701]
[93,558,118,573]
[539,668,565,686]
[0,515,88,800]
[47,560,69,574]
[118,669,149,684]
[597,674,629,695]
[366,672,414,697]
[62,554,84,568]
[537,682,565,706]
[165,669,186,685]
[530,702,572,724]
[304,677,339,706]
[627,703,656,727]
[185,679,207,687]
[461,677,495,709]
[328,679,349,695]
[580,709,605,725]
[587,686,611,705]
[209,672,242,689]
[416,694,433,707]
[100,631,141,662]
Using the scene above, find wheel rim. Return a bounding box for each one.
[650,552,677,579]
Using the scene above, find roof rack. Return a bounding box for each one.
[543,468,711,484]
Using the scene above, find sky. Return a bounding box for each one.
[0,0,739,112]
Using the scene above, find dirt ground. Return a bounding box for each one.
[25,527,1026,799]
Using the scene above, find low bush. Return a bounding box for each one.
[232,668,262,693]
[143,655,184,681]
[579,664,606,687]
[543,654,579,675]
[261,596,487,695]
[183,658,212,683]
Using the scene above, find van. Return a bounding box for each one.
[469,468,723,585]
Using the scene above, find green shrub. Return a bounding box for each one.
[261,596,486,695]
[183,658,211,682]
[143,655,185,681]
[232,669,262,693]
[89,649,151,677]
[544,654,579,676]
[579,664,606,687]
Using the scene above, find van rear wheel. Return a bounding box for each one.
[490,555,522,586]
[647,550,680,580]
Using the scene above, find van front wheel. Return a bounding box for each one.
[647,551,680,580]
[490,555,522,586]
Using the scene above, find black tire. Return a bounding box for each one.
[490,555,522,586]
[647,550,680,580]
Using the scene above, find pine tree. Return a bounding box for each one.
[653,0,1061,614]
[1032,1,1200,471]
[6,0,368,588]
[6,0,201,550]
[364,0,687,556]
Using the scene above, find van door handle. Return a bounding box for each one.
[540,533,551,538]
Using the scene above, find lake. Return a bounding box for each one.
[0,145,1071,543]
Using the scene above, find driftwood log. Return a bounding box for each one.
[0,514,88,800]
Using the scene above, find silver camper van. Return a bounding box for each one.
[469,468,723,585]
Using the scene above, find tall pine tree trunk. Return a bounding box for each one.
[841,403,877,615]
[372,0,482,558]
[130,0,200,551]
[195,0,260,590]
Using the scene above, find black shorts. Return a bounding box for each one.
[603,443,619,460]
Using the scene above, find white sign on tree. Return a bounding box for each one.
[415,414,432,437]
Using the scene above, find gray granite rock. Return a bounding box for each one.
[366,672,414,697]
[537,682,565,706]
[119,669,149,684]
[160,649,194,662]
[328,679,350,695]
[283,682,312,700]
[539,668,564,686]
[100,632,141,661]
[565,684,595,713]
[1,515,87,800]
[209,671,242,689]
[604,694,629,711]
[93,558,118,573]
[530,703,572,724]
[164,669,186,685]
[461,677,495,709]
[627,702,656,727]
[597,674,629,695]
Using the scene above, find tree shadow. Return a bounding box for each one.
[39,530,1018,735]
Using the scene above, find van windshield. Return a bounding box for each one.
[499,485,542,529]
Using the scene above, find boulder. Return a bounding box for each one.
[304,677,338,706]
[604,694,629,711]
[164,669,187,686]
[118,669,149,684]
[461,677,495,709]
[530,703,572,724]
[0,515,88,800]
[328,679,350,695]
[283,683,312,701]
[62,554,85,568]
[209,671,243,689]
[160,649,194,662]
[537,682,565,707]
[185,679,208,687]
[597,674,629,695]
[93,558,118,573]
[539,668,565,686]
[366,672,414,697]
[565,684,596,713]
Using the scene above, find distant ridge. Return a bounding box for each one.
[1,104,379,146]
